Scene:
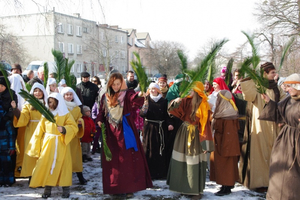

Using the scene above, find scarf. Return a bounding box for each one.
[64,101,77,111]
[105,91,126,127]
[160,86,168,94]
[268,80,280,103]
[150,94,162,102]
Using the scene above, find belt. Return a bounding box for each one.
[145,119,165,155]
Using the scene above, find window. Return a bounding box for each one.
[68,24,73,35]
[76,63,82,73]
[68,43,74,54]
[102,48,107,57]
[83,27,88,33]
[57,23,64,33]
[120,51,125,59]
[120,36,124,44]
[115,35,118,43]
[101,32,104,40]
[58,42,64,52]
[76,26,82,36]
[77,45,82,54]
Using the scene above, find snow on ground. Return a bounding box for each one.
[0,153,266,199]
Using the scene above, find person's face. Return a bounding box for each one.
[127,73,134,82]
[266,69,277,81]
[286,85,300,96]
[64,92,73,102]
[48,97,58,110]
[11,68,21,74]
[0,84,6,93]
[237,84,242,91]
[82,76,90,83]
[213,82,220,92]
[28,72,34,79]
[234,72,240,81]
[38,71,44,81]
[85,110,91,117]
[92,78,98,85]
[158,81,167,88]
[150,88,158,96]
[204,81,210,92]
[281,84,287,92]
[221,72,226,77]
[49,84,57,92]
[112,79,122,92]
[33,88,44,99]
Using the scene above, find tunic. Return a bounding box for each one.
[13,104,40,177]
[27,113,78,187]
[239,79,286,189]
[97,90,153,194]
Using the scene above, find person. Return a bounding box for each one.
[11,64,22,75]
[167,81,214,198]
[76,72,99,110]
[46,77,59,95]
[238,62,286,191]
[209,90,240,196]
[81,106,96,162]
[91,76,102,89]
[220,66,227,80]
[204,80,214,96]
[27,66,44,86]
[126,70,138,90]
[158,76,169,98]
[24,70,34,83]
[60,87,87,185]
[260,73,300,200]
[11,83,47,182]
[0,76,18,186]
[140,83,172,179]
[26,92,77,198]
[91,102,101,154]
[96,72,152,197]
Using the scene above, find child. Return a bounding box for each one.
[60,87,87,185]
[26,93,78,198]
[46,77,59,95]
[81,105,96,162]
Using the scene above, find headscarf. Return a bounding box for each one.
[147,82,162,102]
[60,87,82,106]
[213,77,235,102]
[213,90,238,119]
[47,92,69,116]
[29,82,48,103]
[46,78,57,95]
[284,73,300,90]
[9,74,27,110]
[192,81,211,137]
[59,79,66,86]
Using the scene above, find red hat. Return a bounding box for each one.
[158,76,167,83]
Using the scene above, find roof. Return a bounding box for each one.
[135,38,145,48]
[136,32,150,40]
[122,28,135,36]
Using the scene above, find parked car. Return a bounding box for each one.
[0,60,12,74]
[22,61,56,77]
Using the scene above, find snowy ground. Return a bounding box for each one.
[0,153,266,200]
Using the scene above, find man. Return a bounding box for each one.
[27,66,44,86]
[11,64,22,75]
[238,62,286,192]
[76,72,99,109]
[126,70,138,90]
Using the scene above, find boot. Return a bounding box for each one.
[62,186,70,198]
[42,186,52,198]
[215,185,231,196]
[76,172,87,185]
[82,155,88,163]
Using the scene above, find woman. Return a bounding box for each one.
[204,80,214,96]
[60,87,86,185]
[96,72,152,198]
[92,76,102,89]
[158,76,169,98]
[140,82,172,179]
[210,90,240,196]
[167,81,214,198]
[261,73,300,200]
[26,93,78,198]
[11,83,47,180]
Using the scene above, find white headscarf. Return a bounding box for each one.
[29,82,48,103]
[59,79,66,86]
[284,73,300,90]
[47,92,69,116]
[9,74,27,110]
[148,82,162,102]
[46,78,57,95]
[60,87,82,106]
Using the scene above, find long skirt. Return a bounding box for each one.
[167,122,207,195]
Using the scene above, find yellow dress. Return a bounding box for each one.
[14,126,26,177]
[27,112,78,187]
[69,106,84,172]
[13,104,41,177]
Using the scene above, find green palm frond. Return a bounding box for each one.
[177,50,188,72]
[19,89,56,123]
[25,83,32,92]
[278,37,295,72]
[101,123,112,161]
[52,49,65,82]
[179,39,228,98]
[242,31,260,69]
[225,58,234,85]
[0,63,13,100]
[64,58,76,90]
[44,62,49,88]
[130,52,150,93]
[207,60,216,84]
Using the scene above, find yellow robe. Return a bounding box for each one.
[27,112,78,188]
[13,104,41,177]
[239,79,286,189]
[69,107,84,172]
[14,126,26,177]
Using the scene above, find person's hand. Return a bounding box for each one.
[97,121,102,127]
[261,94,270,103]
[78,120,82,125]
[203,151,208,154]
[11,101,16,109]
[174,97,182,104]
[168,125,174,131]
[231,79,238,86]
[138,91,146,97]
[57,126,63,133]
[8,149,15,156]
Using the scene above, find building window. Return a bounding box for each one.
[120,36,124,44]
[57,23,64,33]
[102,48,107,57]
[83,27,88,33]
[120,51,125,59]
[77,45,82,54]
[68,43,74,54]
[68,24,73,35]
[115,35,118,43]
[76,26,82,36]
[58,42,64,52]
[101,32,104,40]
[76,63,82,73]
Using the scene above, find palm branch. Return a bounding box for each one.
[0,63,13,100]
[130,52,150,93]
[19,89,56,124]
[207,60,216,84]
[179,39,228,98]
[278,37,295,72]
[52,49,65,83]
[64,58,76,90]
[25,83,32,92]
[241,31,260,69]
[225,58,234,85]
[101,123,112,161]
[43,62,49,88]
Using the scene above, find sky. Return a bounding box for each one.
[2,0,261,60]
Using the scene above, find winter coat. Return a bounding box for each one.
[81,116,96,143]
[76,81,99,109]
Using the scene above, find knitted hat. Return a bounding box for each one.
[83,105,90,113]
[11,64,22,73]
[81,72,90,77]
[0,77,7,88]
[260,62,275,73]
[158,76,167,83]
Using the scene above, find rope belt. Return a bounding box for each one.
[145,119,165,155]
[45,133,61,175]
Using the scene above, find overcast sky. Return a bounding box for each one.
[2,0,261,60]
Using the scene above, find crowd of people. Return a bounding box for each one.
[0,62,299,200]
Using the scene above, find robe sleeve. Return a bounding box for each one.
[130,91,144,108]
[258,100,282,123]
[13,104,30,128]
[26,117,46,158]
[61,113,78,145]
[72,107,84,138]
[240,79,258,103]
[168,99,184,120]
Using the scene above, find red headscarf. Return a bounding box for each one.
[213,77,235,102]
